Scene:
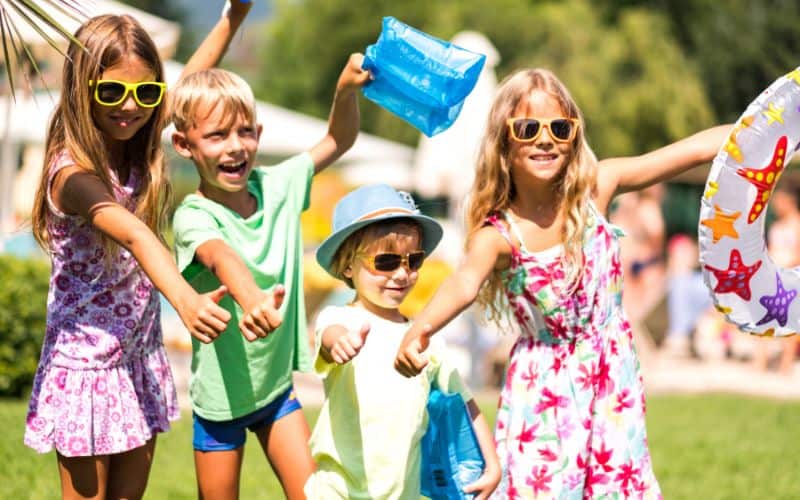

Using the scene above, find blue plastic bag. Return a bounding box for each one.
[362,17,486,137]
[420,388,485,499]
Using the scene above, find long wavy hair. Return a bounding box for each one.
[31,14,170,254]
[466,68,598,324]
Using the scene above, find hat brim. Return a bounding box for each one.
[316,213,444,277]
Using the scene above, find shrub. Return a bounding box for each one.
[0,255,49,397]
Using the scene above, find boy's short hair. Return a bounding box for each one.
[330,218,422,289]
[170,68,257,132]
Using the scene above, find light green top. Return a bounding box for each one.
[305,305,472,500]
[172,153,314,421]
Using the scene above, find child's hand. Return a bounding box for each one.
[239,285,285,341]
[179,286,232,344]
[223,0,253,21]
[463,463,502,500]
[336,53,371,94]
[394,324,434,377]
[329,323,370,364]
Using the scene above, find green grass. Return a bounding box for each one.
[2,395,799,499]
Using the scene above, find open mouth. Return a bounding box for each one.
[218,160,248,176]
[110,115,141,128]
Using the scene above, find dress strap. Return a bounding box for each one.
[484,213,518,255]
[503,211,531,254]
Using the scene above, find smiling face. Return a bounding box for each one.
[506,90,574,187]
[173,100,261,203]
[90,55,158,144]
[344,223,422,321]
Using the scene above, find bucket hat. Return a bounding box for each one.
[316,184,443,277]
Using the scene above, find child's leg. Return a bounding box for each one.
[194,448,245,500]
[57,453,110,499]
[106,437,157,499]
[254,409,314,500]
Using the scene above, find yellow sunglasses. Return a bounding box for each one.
[88,79,167,108]
[357,251,426,273]
[506,117,579,143]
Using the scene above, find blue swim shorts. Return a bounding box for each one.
[193,386,302,451]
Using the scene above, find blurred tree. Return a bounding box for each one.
[253,0,713,157]
[602,0,800,122]
[116,0,196,61]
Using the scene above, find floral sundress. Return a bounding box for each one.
[488,205,661,499]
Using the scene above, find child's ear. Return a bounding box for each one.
[342,265,353,279]
[257,123,263,140]
[171,131,193,159]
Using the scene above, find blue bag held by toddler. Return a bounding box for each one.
[420,388,485,499]
[362,16,486,137]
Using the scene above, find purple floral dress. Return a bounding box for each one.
[24,152,179,457]
[488,207,661,499]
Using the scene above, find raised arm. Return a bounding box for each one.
[194,239,284,341]
[394,226,508,377]
[53,168,231,343]
[309,53,371,173]
[595,124,732,212]
[180,0,252,78]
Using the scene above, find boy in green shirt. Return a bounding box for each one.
[169,60,369,499]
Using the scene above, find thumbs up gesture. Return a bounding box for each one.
[327,323,371,365]
[177,285,233,344]
[239,285,286,341]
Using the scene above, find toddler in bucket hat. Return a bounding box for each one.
[306,184,499,499]
[316,183,443,277]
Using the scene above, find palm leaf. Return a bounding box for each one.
[0,0,88,99]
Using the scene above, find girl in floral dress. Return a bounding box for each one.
[25,4,251,498]
[395,68,731,498]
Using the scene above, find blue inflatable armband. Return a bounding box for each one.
[362,17,486,137]
[420,388,485,499]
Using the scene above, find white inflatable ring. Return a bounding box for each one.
[699,68,800,337]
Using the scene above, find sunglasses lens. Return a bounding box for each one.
[372,254,402,272]
[550,119,574,140]
[408,252,425,271]
[513,119,540,140]
[96,82,126,104]
[136,83,163,105]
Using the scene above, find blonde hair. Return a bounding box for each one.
[330,220,422,289]
[170,68,256,133]
[31,14,169,254]
[466,68,598,324]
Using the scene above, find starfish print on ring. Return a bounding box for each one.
[704,249,762,301]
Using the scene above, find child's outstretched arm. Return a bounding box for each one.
[309,53,371,174]
[52,168,231,343]
[319,323,371,364]
[194,239,285,341]
[463,399,501,499]
[395,226,508,377]
[595,124,732,211]
[180,0,252,78]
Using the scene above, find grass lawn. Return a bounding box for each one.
[2,394,798,499]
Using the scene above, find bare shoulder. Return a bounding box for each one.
[468,224,513,271]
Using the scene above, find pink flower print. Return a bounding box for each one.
[515,421,539,453]
[75,234,90,247]
[75,305,88,316]
[610,253,622,282]
[90,311,111,328]
[596,356,615,397]
[592,443,614,473]
[94,378,108,395]
[584,466,611,497]
[557,417,575,441]
[124,319,137,330]
[615,460,640,492]
[614,388,634,413]
[68,436,88,455]
[543,314,568,339]
[525,465,553,495]
[538,446,558,461]
[520,363,536,390]
[27,414,46,432]
[534,387,569,413]
[55,369,67,389]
